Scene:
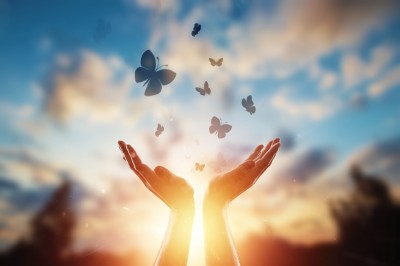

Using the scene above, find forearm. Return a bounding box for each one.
[203,198,240,266]
[155,207,194,266]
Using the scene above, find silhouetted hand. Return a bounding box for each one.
[203,138,280,266]
[205,138,281,207]
[118,140,194,266]
[118,140,194,211]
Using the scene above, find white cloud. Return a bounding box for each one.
[41,50,136,123]
[342,44,395,88]
[319,72,337,91]
[368,65,400,97]
[271,89,342,121]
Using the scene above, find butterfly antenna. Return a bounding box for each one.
[156,56,169,70]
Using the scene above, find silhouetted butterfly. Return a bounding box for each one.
[242,95,256,115]
[209,58,223,66]
[209,116,232,139]
[195,81,211,96]
[195,163,205,171]
[135,50,176,96]
[192,23,201,37]
[155,123,164,137]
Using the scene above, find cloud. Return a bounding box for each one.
[278,148,336,184]
[277,129,296,152]
[41,50,134,123]
[319,72,337,91]
[129,0,178,14]
[342,44,395,88]
[271,89,342,121]
[349,136,400,182]
[368,65,400,97]
[0,147,64,185]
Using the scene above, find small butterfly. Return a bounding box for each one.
[192,23,201,37]
[195,163,205,171]
[195,81,211,96]
[135,50,176,96]
[155,123,164,137]
[209,58,223,67]
[209,116,232,139]
[242,95,256,115]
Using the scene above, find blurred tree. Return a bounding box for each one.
[0,181,75,266]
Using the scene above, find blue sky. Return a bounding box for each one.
[1,0,400,264]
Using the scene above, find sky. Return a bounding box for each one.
[1,0,400,265]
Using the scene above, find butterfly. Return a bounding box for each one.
[155,123,164,137]
[209,116,232,139]
[195,163,205,171]
[195,81,211,96]
[135,50,176,96]
[242,95,256,115]
[209,58,223,67]
[192,23,201,37]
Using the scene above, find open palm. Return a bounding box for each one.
[118,141,194,211]
[207,138,280,206]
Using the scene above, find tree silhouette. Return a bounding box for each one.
[0,181,75,266]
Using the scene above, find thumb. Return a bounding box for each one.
[154,166,173,179]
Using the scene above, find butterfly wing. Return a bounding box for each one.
[141,50,156,70]
[247,95,254,106]
[249,106,256,115]
[216,58,223,66]
[209,58,216,66]
[156,69,176,85]
[200,164,205,171]
[204,81,211,95]
[157,124,162,131]
[196,87,205,96]
[209,116,221,134]
[242,98,247,108]
[135,67,152,83]
[144,73,162,96]
[218,124,232,139]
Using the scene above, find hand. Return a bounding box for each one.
[118,140,194,212]
[205,138,280,207]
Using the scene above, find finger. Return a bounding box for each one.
[127,144,143,169]
[154,166,174,181]
[257,138,279,161]
[260,142,280,166]
[118,141,136,171]
[246,144,264,161]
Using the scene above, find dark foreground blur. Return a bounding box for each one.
[1,167,399,266]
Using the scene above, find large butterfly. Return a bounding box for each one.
[192,23,201,37]
[209,116,232,139]
[135,50,176,96]
[209,58,223,67]
[155,123,164,137]
[195,81,211,96]
[242,95,256,115]
[195,163,205,171]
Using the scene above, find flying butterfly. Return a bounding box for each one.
[209,116,232,139]
[195,81,211,96]
[242,95,256,115]
[135,50,176,96]
[195,163,205,171]
[209,58,223,67]
[192,23,201,37]
[155,123,164,137]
